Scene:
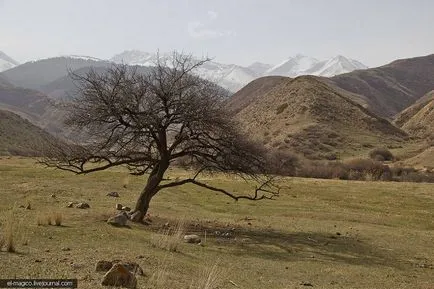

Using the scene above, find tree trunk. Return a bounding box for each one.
[130,158,168,222]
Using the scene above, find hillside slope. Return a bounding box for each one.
[330,54,434,118]
[0,109,60,156]
[232,76,407,159]
[396,91,434,140]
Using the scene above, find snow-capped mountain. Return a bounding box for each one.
[110,50,368,92]
[266,54,367,77]
[0,51,19,72]
[110,50,258,92]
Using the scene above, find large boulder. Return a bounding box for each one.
[101,263,137,288]
[107,212,129,227]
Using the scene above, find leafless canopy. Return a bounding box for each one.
[42,52,279,220]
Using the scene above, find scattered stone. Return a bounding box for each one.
[25,203,31,210]
[61,247,71,251]
[101,263,137,289]
[45,249,50,253]
[19,205,25,208]
[336,232,341,236]
[66,202,74,208]
[107,212,129,227]
[136,255,144,259]
[116,203,123,210]
[51,194,56,198]
[121,206,131,212]
[184,234,201,244]
[35,259,42,263]
[76,202,90,209]
[107,192,120,197]
[301,282,314,287]
[163,222,170,228]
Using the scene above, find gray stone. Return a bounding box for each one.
[116,203,123,210]
[107,192,120,197]
[101,263,137,288]
[121,206,131,211]
[107,212,129,227]
[184,234,201,244]
[66,202,74,208]
[76,202,90,209]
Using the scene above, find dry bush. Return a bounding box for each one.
[266,150,299,176]
[369,147,394,162]
[151,220,185,252]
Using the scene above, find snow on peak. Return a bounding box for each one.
[0,51,19,72]
[267,55,368,78]
[62,55,104,62]
[108,50,368,92]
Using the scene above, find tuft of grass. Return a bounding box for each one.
[53,212,63,226]
[151,220,185,252]
[4,211,16,253]
[189,262,222,289]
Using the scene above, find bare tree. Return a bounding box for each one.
[42,52,279,222]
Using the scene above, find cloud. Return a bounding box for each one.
[207,10,218,20]
[187,11,236,39]
[188,21,236,39]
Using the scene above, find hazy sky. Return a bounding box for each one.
[0,0,433,67]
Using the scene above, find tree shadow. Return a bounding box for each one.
[201,227,407,270]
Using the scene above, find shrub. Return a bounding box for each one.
[266,151,299,176]
[369,148,394,161]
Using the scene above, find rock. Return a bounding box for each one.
[107,212,129,227]
[61,247,71,251]
[76,202,90,209]
[96,260,113,272]
[121,206,131,212]
[66,202,74,208]
[184,234,201,244]
[25,203,31,210]
[121,262,144,276]
[51,194,56,198]
[130,211,143,222]
[101,263,137,289]
[107,192,120,197]
[116,203,123,210]
[96,260,144,276]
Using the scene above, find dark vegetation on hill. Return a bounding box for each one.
[0,109,60,156]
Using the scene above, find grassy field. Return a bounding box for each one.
[0,157,433,289]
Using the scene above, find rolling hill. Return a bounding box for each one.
[230,76,408,160]
[330,54,434,118]
[0,109,60,156]
[395,90,434,140]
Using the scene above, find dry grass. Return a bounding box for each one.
[0,157,433,288]
[52,212,63,226]
[3,211,16,253]
[189,262,223,289]
[151,220,185,252]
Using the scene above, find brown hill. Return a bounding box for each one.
[395,90,434,140]
[330,54,434,118]
[0,109,60,156]
[231,75,407,160]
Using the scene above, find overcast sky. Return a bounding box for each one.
[0,0,433,67]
